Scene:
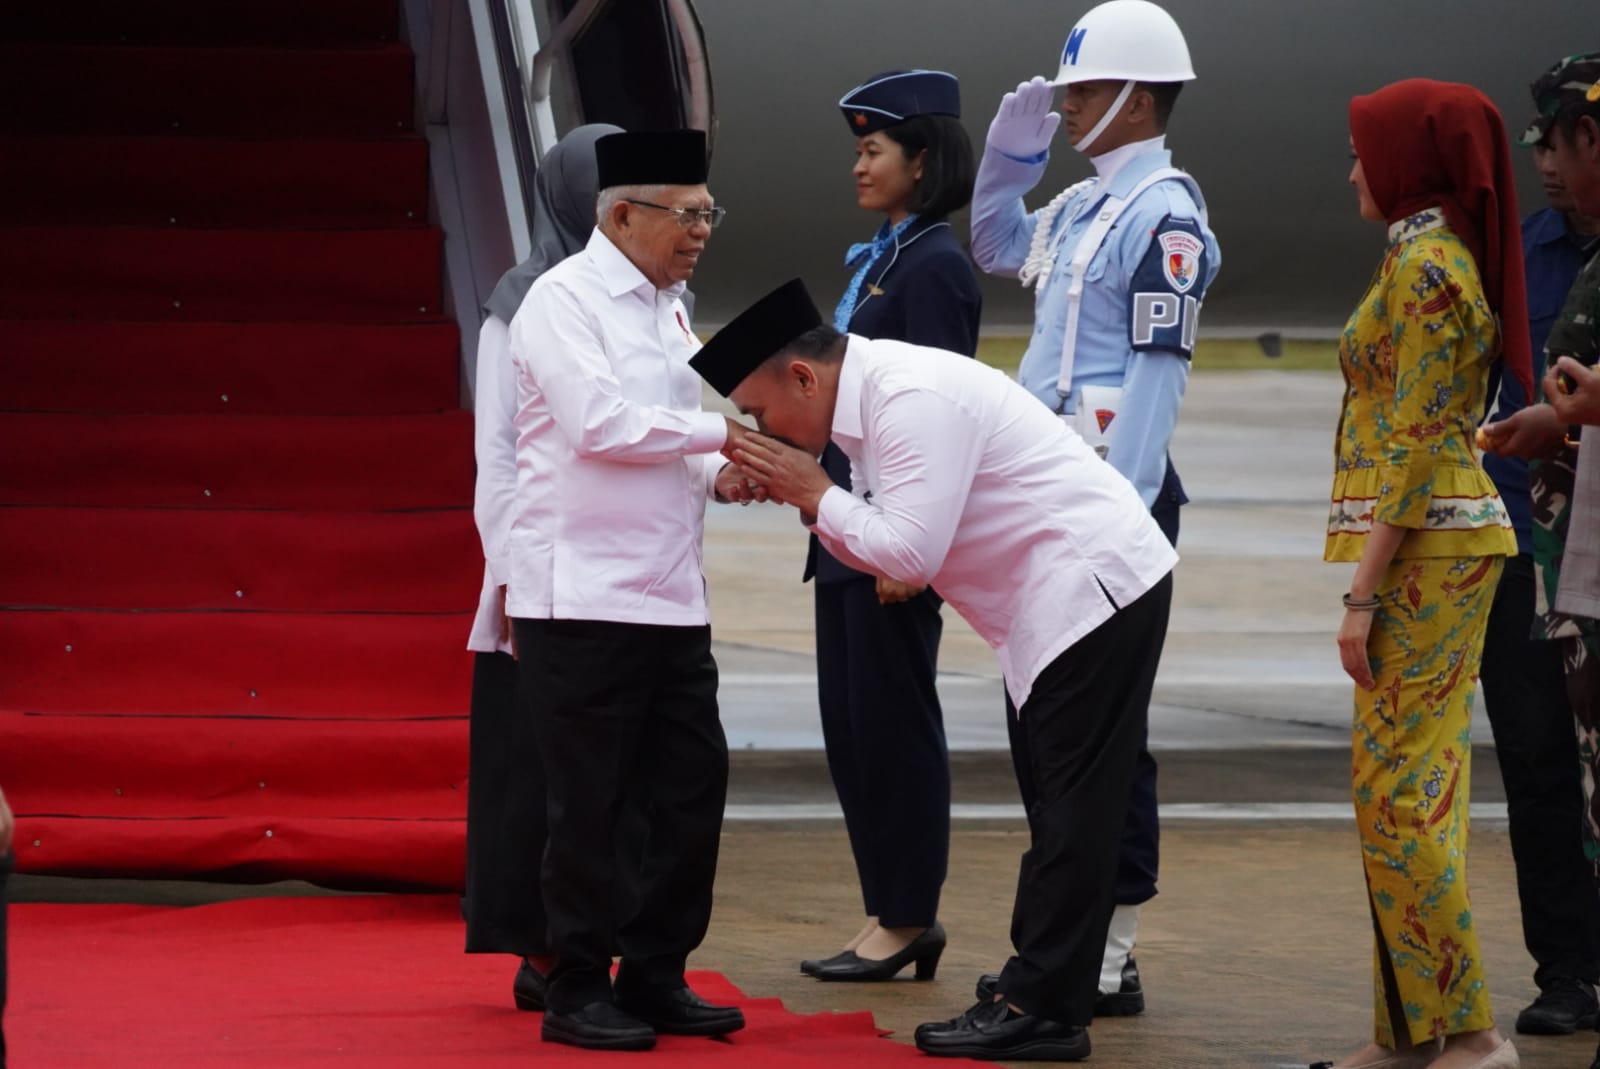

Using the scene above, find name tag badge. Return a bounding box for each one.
[1065,384,1122,460]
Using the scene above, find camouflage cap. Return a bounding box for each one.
[1521,51,1600,146]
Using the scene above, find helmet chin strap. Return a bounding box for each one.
[1071,79,1136,155]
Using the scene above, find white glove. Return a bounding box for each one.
[986,76,1061,159]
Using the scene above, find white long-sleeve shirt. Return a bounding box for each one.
[505,228,728,626]
[467,314,517,654]
[811,335,1178,707]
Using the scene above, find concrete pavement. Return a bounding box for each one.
[15,370,1577,1068]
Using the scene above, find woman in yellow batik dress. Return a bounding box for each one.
[1321,79,1534,1069]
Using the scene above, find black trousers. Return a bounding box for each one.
[997,573,1173,1025]
[513,618,727,1014]
[463,650,549,957]
[1481,554,1600,988]
[814,577,949,927]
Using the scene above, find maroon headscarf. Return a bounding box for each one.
[1349,78,1533,396]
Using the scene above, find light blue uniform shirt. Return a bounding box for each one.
[970,142,1221,508]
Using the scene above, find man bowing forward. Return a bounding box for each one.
[693,279,1175,1063]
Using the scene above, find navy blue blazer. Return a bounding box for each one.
[806,216,984,583]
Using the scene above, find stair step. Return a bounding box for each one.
[0,136,429,227]
[1,712,466,821]
[6,812,462,889]
[0,225,443,322]
[0,609,474,718]
[0,43,415,137]
[0,412,473,509]
[1,320,459,416]
[0,507,481,613]
[0,0,399,47]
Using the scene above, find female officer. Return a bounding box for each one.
[800,69,982,982]
[1317,79,1529,1069]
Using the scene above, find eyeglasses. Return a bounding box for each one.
[625,199,726,229]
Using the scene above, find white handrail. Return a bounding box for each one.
[665,0,713,148]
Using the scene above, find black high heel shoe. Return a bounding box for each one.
[801,922,946,982]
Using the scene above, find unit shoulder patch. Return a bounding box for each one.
[1128,214,1212,357]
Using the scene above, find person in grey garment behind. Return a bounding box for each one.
[462,122,623,1013]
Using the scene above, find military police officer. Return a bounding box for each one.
[968,0,1221,1017]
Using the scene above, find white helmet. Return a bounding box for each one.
[1053,0,1196,86]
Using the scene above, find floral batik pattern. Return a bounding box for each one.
[1353,555,1503,1046]
[1329,208,1515,1047]
[1326,210,1514,565]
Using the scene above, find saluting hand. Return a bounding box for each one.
[729,433,833,521]
[987,76,1061,158]
[1547,356,1600,428]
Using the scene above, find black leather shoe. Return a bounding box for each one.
[799,949,855,974]
[915,998,1090,1061]
[802,922,945,982]
[1095,956,1144,1016]
[615,984,746,1037]
[513,958,548,1012]
[540,1001,656,1051]
[915,998,991,1045]
[1515,977,1598,1034]
[974,956,1144,1017]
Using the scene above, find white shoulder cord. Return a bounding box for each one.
[1052,168,1203,404]
[1019,178,1096,289]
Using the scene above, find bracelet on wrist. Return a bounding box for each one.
[1342,593,1382,611]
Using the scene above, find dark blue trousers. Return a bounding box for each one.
[463,650,549,957]
[814,577,950,927]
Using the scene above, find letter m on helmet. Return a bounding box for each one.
[1063,27,1087,66]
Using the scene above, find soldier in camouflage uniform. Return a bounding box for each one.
[1484,56,1600,1069]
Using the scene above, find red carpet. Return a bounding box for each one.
[6,0,400,48]
[7,896,940,1067]
[0,44,416,136]
[0,413,474,508]
[0,225,444,321]
[0,320,460,415]
[0,508,480,610]
[0,1,480,887]
[0,136,430,227]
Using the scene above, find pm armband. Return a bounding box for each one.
[1128,215,1212,358]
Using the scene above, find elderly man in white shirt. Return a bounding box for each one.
[694,279,1176,1063]
[505,129,755,1053]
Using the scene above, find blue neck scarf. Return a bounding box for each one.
[834,214,918,331]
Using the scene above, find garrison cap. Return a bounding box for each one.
[838,70,960,136]
[690,279,823,397]
[595,129,708,189]
[1521,52,1600,146]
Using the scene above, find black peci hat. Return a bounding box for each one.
[1520,52,1600,146]
[690,279,823,397]
[595,129,709,189]
[838,69,961,136]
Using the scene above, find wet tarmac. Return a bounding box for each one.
[14,372,1581,1068]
